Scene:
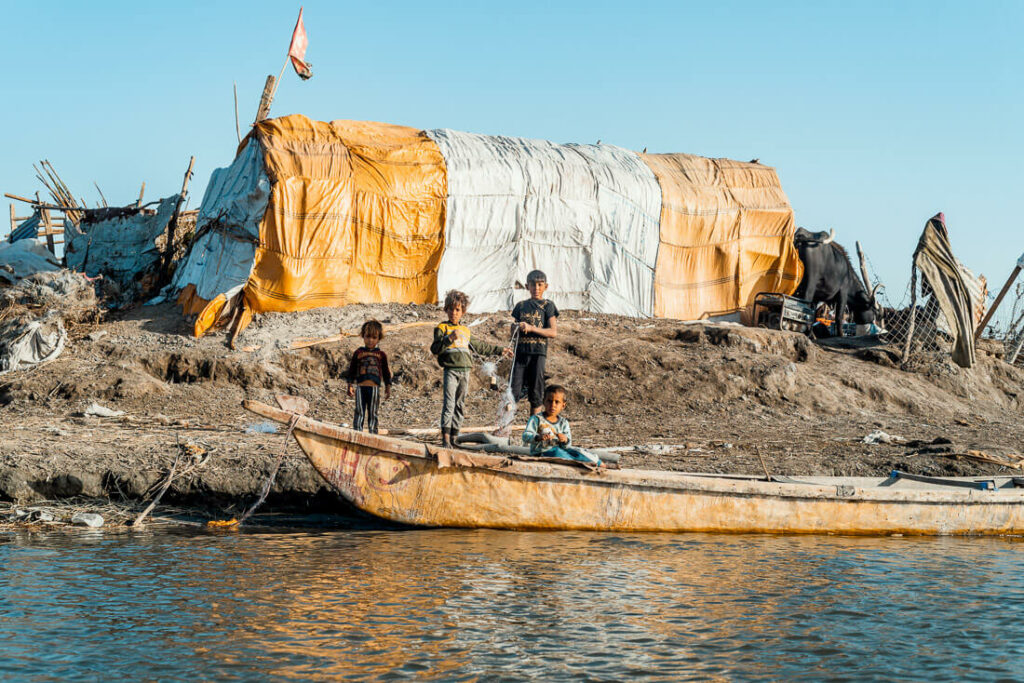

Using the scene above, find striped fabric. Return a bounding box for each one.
[174,114,801,335]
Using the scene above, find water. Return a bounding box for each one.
[1,527,1023,681]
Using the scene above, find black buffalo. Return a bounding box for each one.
[794,228,879,335]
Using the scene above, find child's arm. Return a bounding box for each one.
[429,325,450,356]
[346,351,359,396]
[469,337,509,358]
[558,420,571,446]
[381,352,392,399]
[521,415,540,446]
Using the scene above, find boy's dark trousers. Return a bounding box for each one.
[511,353,546,411]
[353,385,381,433]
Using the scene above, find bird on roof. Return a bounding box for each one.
[749,158,760,164]
[642,147,647,153]
[596,139,601,145]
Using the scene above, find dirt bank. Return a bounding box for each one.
[2,301,1023,520]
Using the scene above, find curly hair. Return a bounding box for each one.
[443,289,470,313]
[359,319,384,338]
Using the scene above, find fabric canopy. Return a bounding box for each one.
[172,114,802,334]
[642,154,802,321]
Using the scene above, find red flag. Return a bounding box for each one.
[288,8,312,80]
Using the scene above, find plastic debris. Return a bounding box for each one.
[71,512,104,528]
[863,430,905,445]
[245,422,278,434]
[84,402,125,418]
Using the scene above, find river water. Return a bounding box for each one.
[1,525,1022,681]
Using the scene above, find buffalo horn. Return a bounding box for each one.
[821,228,835,245]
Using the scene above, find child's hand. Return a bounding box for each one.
[502,347,514,359]
[347,385,355,397]
[518,321,532,334]
[556,433,568,444]
[385,386,392,400]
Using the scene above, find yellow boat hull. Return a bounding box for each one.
[245,401,1024,535]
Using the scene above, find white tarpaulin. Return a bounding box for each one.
[0,240,61,285]
[172,140,268,301]
[426,129,662,316]
[0,312,66,375]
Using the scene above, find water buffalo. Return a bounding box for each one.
[794,228,880,335]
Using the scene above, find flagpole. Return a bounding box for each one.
[267,55,290,112]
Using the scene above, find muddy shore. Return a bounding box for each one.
[2,302,1023,527]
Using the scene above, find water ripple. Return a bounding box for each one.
[1,530,1023,680]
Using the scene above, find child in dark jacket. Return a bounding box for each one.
[346,320,391,434]
[431,290,512,447]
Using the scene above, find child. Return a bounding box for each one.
[521,385,600,466]
[346,320,392,434]
[511,269,559,415]
[431,290,512,447]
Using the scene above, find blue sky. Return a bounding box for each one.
[2,1,1021,318]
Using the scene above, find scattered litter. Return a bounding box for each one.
[87,330,108,342]
[0,312,67,376]
[468,316,490,328]
[84,402,125,418]
[863,430,905,445]
[245,421,278,434]
[71,512,104,528]
[240,345,261,352]
[10,508,55,523]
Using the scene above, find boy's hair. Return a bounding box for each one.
[544,384,566,400]
[526,269,547,284]
[359,319,384,338]
[443,289,470,313]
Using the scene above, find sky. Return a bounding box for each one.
[1,1,1022,320]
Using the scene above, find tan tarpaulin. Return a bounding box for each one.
[642,154,802,321]
[247,116,447,312]
[914,213,976,368]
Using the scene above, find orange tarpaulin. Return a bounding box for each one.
[247,116,447,313]
[642,154,802,321]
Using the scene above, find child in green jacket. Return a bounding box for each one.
[431,290,512,447]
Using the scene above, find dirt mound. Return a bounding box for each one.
[1,301,1023,507]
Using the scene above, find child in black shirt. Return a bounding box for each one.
[511,270,559,415]
[346,320,392,434]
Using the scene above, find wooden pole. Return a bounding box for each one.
[137,182,146,208]
[254,75,276,123]
[93,182,108,208]
[162,156,195,281]
[903,266,918,363]
[856,241,873,292]
[974,260,1024,340]
[233,81,241,143]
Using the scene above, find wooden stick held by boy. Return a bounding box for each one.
[431,290,513,448]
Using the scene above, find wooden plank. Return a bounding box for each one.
[255,75,275,123]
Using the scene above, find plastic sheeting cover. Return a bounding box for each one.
[427,129,662,316]
[66,195,177,282]
[171,139,267,305]
[642,154,801,321]
[247,116,447,312]
[0,239,61,284]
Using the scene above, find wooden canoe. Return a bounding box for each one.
[244,400,1024,535]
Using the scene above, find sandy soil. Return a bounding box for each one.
[2,300,1023,515]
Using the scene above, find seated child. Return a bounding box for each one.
[521,385,600,466]
[431,290,513,447]
[346,320,392,434]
